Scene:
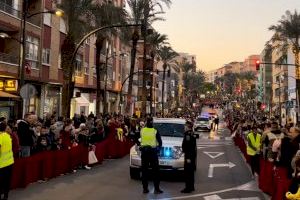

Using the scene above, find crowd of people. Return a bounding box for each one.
[225,109,300,198]
[0,111,153,200]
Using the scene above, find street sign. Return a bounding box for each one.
[20,84,37,99]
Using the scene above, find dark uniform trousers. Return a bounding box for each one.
[182,131,196,191]
[141,146,160,190]
[184,158,195,190]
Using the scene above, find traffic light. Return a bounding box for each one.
[255,60,260,71]
[261,103,266,110]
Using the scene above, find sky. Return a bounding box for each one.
[153,0,300,72]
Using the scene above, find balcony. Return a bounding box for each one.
[0,1,21,18]
[0,52,18,65]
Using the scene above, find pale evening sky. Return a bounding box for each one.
[153,0,300,72]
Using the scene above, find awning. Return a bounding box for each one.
[0,91,19,98]
[74,96,90,106]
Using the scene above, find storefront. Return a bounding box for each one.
[0,79,19,119]
[42,84,62,117]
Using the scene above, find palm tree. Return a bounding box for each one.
[58,0,94,117]
[125,0,144,115]
[269,10,300,110]
[140,0,172,116]
[158,46,178,116]
[91,2,127,115]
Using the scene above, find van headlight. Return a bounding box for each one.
[173,146,183,159]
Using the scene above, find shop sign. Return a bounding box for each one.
[0,80,18,92]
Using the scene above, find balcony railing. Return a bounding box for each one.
[0,1,21,18]
[0,52,19,65]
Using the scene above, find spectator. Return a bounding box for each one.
[36,126,51,152]
[80,112,87,124]
[17,113,35,157]
[6,119,20,158]
[60,119,74,150]
[52,116,64,140]
[88,112,95,119]
[73,114,81,129]
[0,121,14,200]
[77,123,90,146]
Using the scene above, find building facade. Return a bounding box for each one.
[0,0,134,119]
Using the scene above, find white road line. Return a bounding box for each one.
[150,181,259,200]
[203,195,260,200]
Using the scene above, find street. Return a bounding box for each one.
[10,121,267,200]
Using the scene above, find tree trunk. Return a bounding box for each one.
[61,34,76,118]
[95,37,105,116]
[294,45,300,123]
[162,64,167,117]
[141,21,148,117]
[125,29,139,115]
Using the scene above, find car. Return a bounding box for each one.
[129,118,198,179]
[193,116,212,132]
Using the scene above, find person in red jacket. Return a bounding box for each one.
[60,119,74,150]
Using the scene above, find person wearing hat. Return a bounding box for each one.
[139,117,163,194]
[181,120,197,193]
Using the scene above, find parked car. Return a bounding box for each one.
[129,118,198,179]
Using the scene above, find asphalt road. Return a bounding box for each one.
[10,122,267,200]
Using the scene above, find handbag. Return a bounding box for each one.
[88,150,98,165]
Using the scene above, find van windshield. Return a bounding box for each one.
[197,117,209,121]
[153,123,185,137]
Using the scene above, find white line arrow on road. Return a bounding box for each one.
[204,194,260,200]
[204,151,224,159]
[208,162,236,178]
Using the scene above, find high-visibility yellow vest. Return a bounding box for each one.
[0,132,14,168]
[141,127,157,147]
[247,132,261,156]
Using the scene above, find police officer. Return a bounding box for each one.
[181,120,197,193]
[140,117,163,194]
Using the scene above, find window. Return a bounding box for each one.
[84,62,89,75]
[43,9,51,26]
[42,48,51,64]
[59,18,67,33]
[58,53,62,69]
[75,55,83,76]
[93,66,96,77]
[26,36,39,69]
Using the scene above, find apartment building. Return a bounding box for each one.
[0,0,132,118]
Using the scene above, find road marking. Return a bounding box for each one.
[203,195,260,200]
[208,162,236,178]
[198,145,219,149]
[151,180,259,200]
[203,151,224,159]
